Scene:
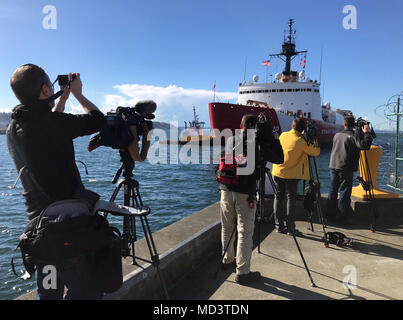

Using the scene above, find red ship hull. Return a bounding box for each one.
[208,102,343,145]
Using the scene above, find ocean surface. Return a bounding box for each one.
[0,131,401,300]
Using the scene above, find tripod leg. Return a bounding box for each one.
[214,223,237,279]
[310,157,328,247]
[316,194,329,248]
[257,197,263,254]
[139,216,170,300]
[362,151,378,232]
[290,228,316,287]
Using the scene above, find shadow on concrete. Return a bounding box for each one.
[350,242,403,261]
[169,217,278,300]
[236,276,334,300]
[261,253,397,300]
[348,230,403,248]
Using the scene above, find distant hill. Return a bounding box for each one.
[152,121,175,130]
[0,113,11,130]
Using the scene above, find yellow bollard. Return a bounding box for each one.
[352,145,399,200]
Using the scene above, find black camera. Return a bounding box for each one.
[57,74,76,87]
[88,101,157,151]
[255,113,274,144]
[355,117,376,139]
[304,121,320,146]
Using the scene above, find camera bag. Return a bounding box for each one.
[323,232,353,248]
[12,200,119,282]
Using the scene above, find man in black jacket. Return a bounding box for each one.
[218,114,284,284]
[7,64,106,299]
[327,115,373,224]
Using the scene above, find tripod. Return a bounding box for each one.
[257,163,317,287]
[306,156,329,247]
[108,149,170,299]
[358,150,379,232]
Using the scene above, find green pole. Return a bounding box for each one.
[396,97,400,188]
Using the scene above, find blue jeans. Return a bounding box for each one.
[327,169,354,218]
[36,255,102,300]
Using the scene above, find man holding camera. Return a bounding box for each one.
[218,114,283,284]
[272,118,320,235]
[327,115,373,224]
[7,64,106,299]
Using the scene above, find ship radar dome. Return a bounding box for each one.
[253,75,259,82]
[275,73,281,80]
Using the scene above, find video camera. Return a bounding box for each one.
[304,121,320,146]
[88,101,157,152]
[255,113,275,144]
[355,117,377,139]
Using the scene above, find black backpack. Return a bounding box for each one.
[11,200,123,293]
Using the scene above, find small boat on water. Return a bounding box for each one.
[182,106,206,137]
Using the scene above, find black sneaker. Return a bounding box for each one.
[275,225,287,234]
[235,271,261,284]
[221,261,236,271]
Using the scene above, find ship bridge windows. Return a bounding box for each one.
[240,88,317,94]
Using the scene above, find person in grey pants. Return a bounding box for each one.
[272,118,320,235]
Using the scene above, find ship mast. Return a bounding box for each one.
[269,19,307,75]
[193,106,198,123]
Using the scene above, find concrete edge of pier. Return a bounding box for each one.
[16,193,403,300]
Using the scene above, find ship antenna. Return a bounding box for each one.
[288,18,293,43]
[269,19,307,75]
[243,56,248,81]
[319,46,323,85]
[320,46,323,104]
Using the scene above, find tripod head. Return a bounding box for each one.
[112,149,136,184]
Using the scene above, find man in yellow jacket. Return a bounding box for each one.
[272,118,320,235]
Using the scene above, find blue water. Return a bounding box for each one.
[0,132,400,299]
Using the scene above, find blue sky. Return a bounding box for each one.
[0,0,402,129]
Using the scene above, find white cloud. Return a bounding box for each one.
[102,84,237,125]
[68,100,84,114]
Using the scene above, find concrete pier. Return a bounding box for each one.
[17,195,403,300]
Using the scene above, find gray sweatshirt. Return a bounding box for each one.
[329,129,373,172]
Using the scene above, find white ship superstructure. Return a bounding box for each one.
[208,19,345,144]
